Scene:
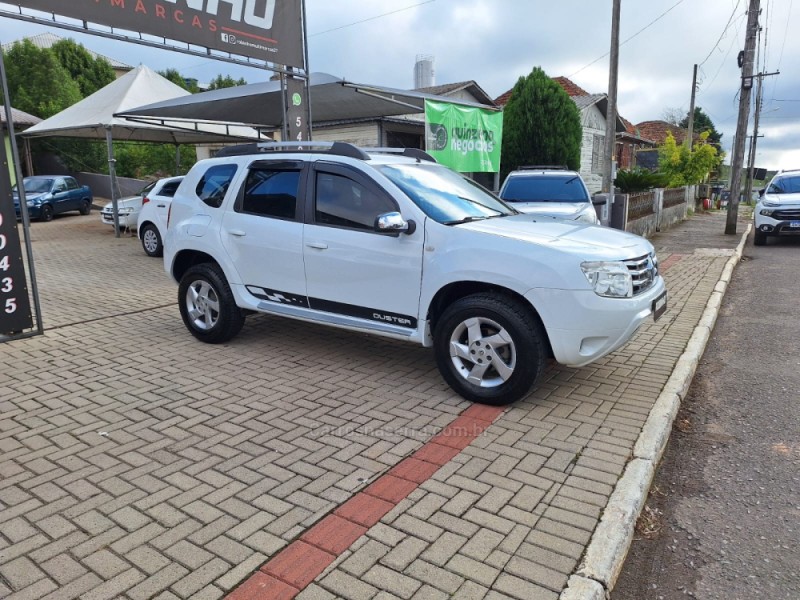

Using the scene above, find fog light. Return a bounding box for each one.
[761,225,773,232]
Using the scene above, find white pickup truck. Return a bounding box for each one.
[164,142,666,405]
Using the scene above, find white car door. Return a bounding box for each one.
[150,179,182,233]
[220,160,308,304]
[302,162,424,330]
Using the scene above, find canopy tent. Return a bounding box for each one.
[23,64,267,143]
[116,72,498,131]
[22,65,268,235]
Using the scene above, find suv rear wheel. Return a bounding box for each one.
[178,263,244,343]
[434,292,546,405]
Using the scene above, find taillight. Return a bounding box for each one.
[142,196,150,205]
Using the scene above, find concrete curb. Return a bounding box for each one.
[560,223,752,600]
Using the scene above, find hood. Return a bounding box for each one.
[763,192,800,205]
[510,202,586,218]
[458,214,652,256]
[13,192,47,204]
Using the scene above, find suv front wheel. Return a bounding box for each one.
[434,293,547,405]
[178,263,244,343]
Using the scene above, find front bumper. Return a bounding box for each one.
[753,215,800,236]
[14,204,43,220]
[527,276,667,366]
[101,211,136,228]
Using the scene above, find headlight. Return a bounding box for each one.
[26,201,34,207]
[760,209,774,216]
[762,200,778,207]
[581,261,633,298]
[118,207,134,214]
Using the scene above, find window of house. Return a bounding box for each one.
[592,134,605,174]
[240,167,301,220]
[314,172,396,231]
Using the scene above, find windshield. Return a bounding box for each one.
[501,175,589,203]
[20,178,54,194]
[767,175,800,194]
[377,163,515,224]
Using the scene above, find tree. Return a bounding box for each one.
[207,74,247,90]
[661,107,685,127]
[158,69,200,93]
[500,67,582,179]
[50,39,116,97]
[658,131,721,187]
[2,39,82,118]
[679,106,722,147]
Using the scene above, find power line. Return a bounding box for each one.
[568,0,687,78]
[699,0,742,67]
[309,0,436,37]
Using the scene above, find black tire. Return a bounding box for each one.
[79,199,92,215]
[433,292,547,405]
[40,204,54,222]
[178,263,244,344]
[753,230,767,246]
[140,223,163,257]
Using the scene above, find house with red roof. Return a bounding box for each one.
[496,76,656,192]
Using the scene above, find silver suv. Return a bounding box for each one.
[499,166,599,224]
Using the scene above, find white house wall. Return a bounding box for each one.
[579,104,605,194]
[313,123,381,147]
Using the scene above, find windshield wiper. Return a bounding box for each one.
[444,216,490,226]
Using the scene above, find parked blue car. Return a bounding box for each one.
[13,176,93,221]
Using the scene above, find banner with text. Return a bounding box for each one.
[18,0,304,67]
[424,100,502,173]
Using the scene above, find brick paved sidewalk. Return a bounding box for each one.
[0,212,748,600]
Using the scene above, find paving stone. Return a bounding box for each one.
[0,556,47,589]
[82,549,132,579]
[363,564,422,599]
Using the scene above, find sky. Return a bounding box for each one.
[0,0,797,171]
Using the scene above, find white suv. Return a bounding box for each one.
[499,166,599,224]
[754,169,800,245]
[165,142,666,405]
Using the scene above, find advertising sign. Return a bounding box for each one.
[285,74,311,144]
[424,100,503,173]
[18,0,304,67]
[0,143,33,335]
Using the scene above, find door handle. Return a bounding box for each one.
[306,242,328,250]
[229,229,246,237]
[157,204,166,208]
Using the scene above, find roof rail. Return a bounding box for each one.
[366,147,437,163]
[215,141,370,160]
[519,165,569,171]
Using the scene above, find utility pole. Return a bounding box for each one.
[744,75,763,204]
[686,64,698,150]
[603,0,621,222]
[725,0,760,235]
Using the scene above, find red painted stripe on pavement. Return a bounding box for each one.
[659,253,687,272]
[226,404,505,599]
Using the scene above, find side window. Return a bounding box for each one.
[65,178,79,191]
[196,164,238,208]
[159,181,181,198]
[315,172,396,231]
[54,178,67,192]
[241,168,300,220]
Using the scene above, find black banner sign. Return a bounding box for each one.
[19,0,304,67]
[0,143,33,335]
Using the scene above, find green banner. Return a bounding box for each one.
[424,100,503,173]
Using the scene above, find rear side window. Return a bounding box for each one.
[196,164,237,208]
[159,181,181,198]
[241,168,301,220]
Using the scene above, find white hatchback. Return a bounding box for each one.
[136,176,183,257]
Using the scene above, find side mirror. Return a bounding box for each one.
[758,188,765,197]
[375,212,416,235]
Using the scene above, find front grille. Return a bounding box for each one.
[624,253,658,296]
[773,209,800,220]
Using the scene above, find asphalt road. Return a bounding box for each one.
[613,231,800,600]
